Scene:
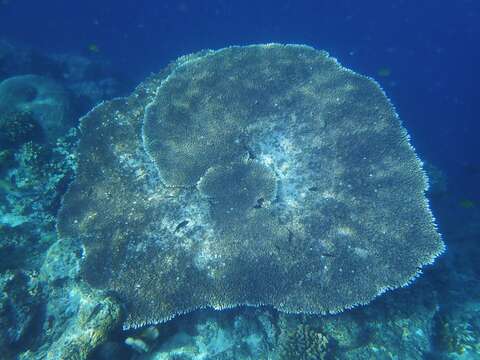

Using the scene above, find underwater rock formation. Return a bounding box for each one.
[57,44,444,329]
[0,40,130,114]
[0,75,72,143]
[0,270,40,358]
[278,324,328,360]
[0,110,41,150]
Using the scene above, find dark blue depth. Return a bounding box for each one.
[1,0,478,202]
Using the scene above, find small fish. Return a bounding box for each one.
[377,67,391,77]
[459,199,476,209]
[87,43,100,54]
[174,220,189,232]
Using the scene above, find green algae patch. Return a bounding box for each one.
[57,44,444,329]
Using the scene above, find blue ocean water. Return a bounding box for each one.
[2,1,478,197]
[0,1,479,359]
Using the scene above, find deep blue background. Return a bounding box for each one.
[1,0,479,201]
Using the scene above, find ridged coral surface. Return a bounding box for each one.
[57,44,444,329]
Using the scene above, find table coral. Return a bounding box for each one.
[57,44,444,329]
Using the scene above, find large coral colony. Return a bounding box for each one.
[1,43,452,359]
[58,44,443,327]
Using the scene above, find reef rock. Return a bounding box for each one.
[0,74,72,143]
[57,44,444,329]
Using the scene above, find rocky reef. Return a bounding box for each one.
[0,40,127,360]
